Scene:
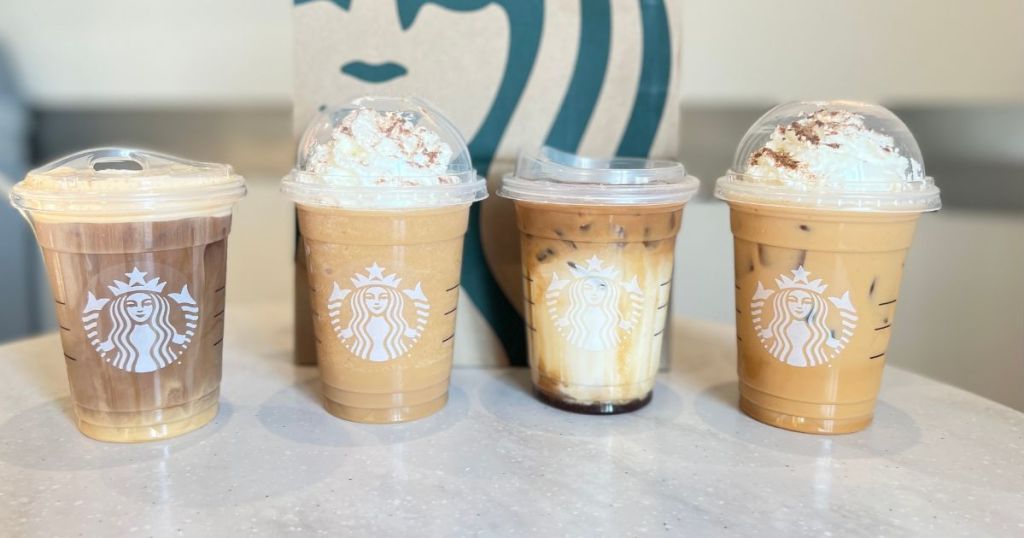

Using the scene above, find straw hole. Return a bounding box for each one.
[93,159,143,172]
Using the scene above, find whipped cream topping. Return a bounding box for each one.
[744,109,922,186]
[305,108,456,186]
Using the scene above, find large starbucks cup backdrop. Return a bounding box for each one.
[293,0,682,366]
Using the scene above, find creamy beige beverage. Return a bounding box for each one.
[501,148,698,413]
[9,149,245,442]
[716,102,941,434]
[282,96,486,423]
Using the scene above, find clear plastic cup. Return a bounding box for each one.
[9,148,246,442]
[499,147,699,413]
[281,96,486,424]
[715,101,941,434]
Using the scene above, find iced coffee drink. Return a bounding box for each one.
[500,148,699,413]
[282,97,486,424]
[10,149,246,442]
[716,101,941,434]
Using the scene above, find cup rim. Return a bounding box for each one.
[714,170,941,213]
[498,146,700,206]
[10,147,247,217]
[280,170,487,209]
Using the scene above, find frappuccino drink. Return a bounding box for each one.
[10,149,246,442]
[501,148,699,413]
[282,97,486,423]
[716,101,941,434]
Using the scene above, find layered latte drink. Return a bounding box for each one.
[282,97,486,424]
[500,148,699,413]
[716,102,941,434]
[10,149,246,442]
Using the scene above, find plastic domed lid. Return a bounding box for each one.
[715,100,940,212]
[499,146,699,205]
[10,147,246,219]
[281,96,486,209]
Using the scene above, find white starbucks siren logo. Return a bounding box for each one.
[328,263,428,362]
[546,255,642,351]
[752,266,857,367]
[82,267,198,373]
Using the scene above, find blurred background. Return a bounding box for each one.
[0,1,1021,409]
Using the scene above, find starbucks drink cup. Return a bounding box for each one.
[282,97,486,424]
[500,147,699,413]
[715,101,941,434]
[9,148,246,442]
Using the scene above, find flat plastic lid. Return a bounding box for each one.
[281,96,486,209]
[499,146,699,205]
[10,148,246,218]
[715,100,940,212]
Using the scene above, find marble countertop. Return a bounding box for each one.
[1,304,1022,537]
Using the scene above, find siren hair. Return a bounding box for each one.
[766,289,833,366]
[346,286,412,360]
[107,291,178,371]
[564,276,621,351]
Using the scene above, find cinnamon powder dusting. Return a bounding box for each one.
[750,148,800,170]
[789,120,821,145]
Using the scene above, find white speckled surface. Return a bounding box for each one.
[1,306,1021,537]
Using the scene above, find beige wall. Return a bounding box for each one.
[0,0,291,106]
[680,0,1024,104]
[1,0,1022,106]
